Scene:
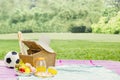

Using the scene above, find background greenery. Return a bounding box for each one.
[0,0,120,34]
[0,33,120,61]
[0,0,120,61]
[0,39,120,61]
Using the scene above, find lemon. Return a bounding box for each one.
[48,67,57,75]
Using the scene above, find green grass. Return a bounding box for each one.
[0,39,120,61]
[0,40,19,60]
[51,40,120,61]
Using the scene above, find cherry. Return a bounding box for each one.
[19,68,25,73]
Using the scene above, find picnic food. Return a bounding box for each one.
[34,67,58,78]
[47,67,58,75]
[15,60,36,74]
[15,59,58,77]
[34,57,57,77]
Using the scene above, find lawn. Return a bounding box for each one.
[0,34,120,61]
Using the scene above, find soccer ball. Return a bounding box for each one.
[4,51,20,68]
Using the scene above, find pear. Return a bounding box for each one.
[25,67,31,73]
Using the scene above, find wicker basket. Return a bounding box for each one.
[19,40,56,68]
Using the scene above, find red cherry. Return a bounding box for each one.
[19,68,25,73]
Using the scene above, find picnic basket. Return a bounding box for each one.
[18,32,56,68]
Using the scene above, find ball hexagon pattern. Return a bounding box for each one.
[4,51,20,68]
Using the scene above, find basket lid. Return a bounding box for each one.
[22,40,54,53]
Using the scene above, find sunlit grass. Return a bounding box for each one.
[51,40,120,61]
[0,39,120,61]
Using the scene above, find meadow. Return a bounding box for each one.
[0,33,120,61]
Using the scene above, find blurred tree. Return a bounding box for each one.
[0,0,119,33]
[103,0,120,18]
[29,0,37,9]
[106,0,120,11]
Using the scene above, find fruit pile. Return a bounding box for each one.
[15,60,36,74]
[15,60,58,77]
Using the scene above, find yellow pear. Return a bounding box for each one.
[25,67,31,73]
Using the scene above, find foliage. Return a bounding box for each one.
[69,25,92,33]
[69,26,86,33]
[105,0,120,11]
[0,0,104,33]
[0,0,119,34]
[92,11,120,34]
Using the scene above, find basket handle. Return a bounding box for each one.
[18,31,28,55]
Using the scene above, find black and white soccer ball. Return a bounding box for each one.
[4,51,20,68]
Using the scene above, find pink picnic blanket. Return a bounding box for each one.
[0,60,120,80]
